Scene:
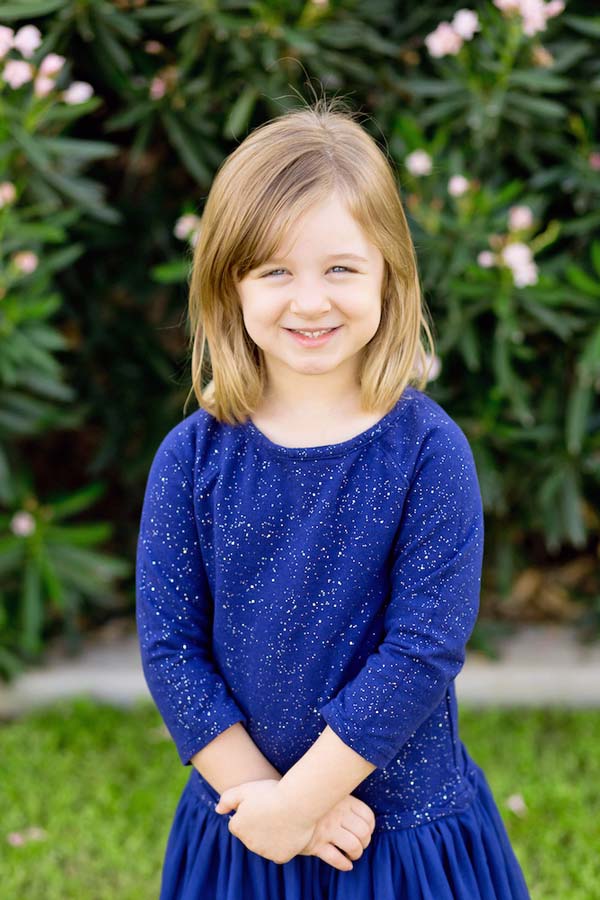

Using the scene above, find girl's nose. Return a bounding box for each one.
[289,285,331,315]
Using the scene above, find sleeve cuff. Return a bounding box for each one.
[319,702,395,770]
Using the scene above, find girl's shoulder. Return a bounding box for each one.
[147,406,221,482]
[401,386,471,439]
[383,386,478,485]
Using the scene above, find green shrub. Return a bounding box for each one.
[0,1,598,680]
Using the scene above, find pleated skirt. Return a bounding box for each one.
[159,761,531,899]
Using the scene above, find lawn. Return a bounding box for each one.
[2,699,598,898]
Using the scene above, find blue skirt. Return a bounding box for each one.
[159,761,531,899]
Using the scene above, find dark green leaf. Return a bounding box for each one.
[396,78,464,98]
[223,84,258,141]
[508,92,567,119]
[590,241,600,278]
[0,0,64,16]
[163,112,212,184]
[151,259,191,284]
[41,137,120,162]
[507,70,570,92]
[565,265,600,297]
[563,14,600,39]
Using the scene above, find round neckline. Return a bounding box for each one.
[244,387,414,460]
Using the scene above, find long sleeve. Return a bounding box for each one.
[135,433,248,766]
[319,420,484,770]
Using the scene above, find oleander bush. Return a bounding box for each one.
[0,0,598,681]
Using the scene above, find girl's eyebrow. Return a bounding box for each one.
[264,252,369,264]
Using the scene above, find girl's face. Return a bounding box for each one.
[236,191,385,392]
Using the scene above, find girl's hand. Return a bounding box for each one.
[215,780,376,872]
[298,794,376,872]
[215,779,317,865]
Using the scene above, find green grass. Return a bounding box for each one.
[1,699,599,898]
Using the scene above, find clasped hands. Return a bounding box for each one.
[214,778,375,871]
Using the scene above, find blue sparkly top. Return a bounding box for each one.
[136,385,485,831]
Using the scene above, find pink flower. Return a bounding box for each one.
[24,826,47,841]
[502,241,532,267]
[508,205,534,231]
[0,25,14,58]
[405,149,432,176]
[6,825,47,846]
[493,0,565,37]
[149,75,167,99]
[451,9,481,40]
[0,181,16,206]
[505,793,528,817]
[12,24,42,58]
[478,250,496,268]
[425,353,442,381]
[448,174,470,196]
[10,511,37,537]
[34,75,55,97]
[13,250,39,274]
[512,262,538,287]
[2,59,34,88]
[7,832,25,846]
[62,80,93,104]
[174,213,201,241]
[39,52,65,77]
[588,152,600,171]
[520,0,548,36]
[414,352,442,382]
[501,242,538,286]
[424,22,463,58]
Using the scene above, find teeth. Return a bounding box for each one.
[293,328,334,337]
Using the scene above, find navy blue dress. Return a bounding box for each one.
[135,385,531,899]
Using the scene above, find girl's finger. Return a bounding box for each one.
[350,801,376,830]
[340,812,374,848]
[330,826,365,861]
[316,842,354,872]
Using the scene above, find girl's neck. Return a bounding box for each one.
[257,387,363,421]
[250,392,390,449]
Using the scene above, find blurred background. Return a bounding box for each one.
[1,1,599,897]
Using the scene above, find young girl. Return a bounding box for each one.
[136,98,531,899]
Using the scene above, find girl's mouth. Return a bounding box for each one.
[284,325,342,347]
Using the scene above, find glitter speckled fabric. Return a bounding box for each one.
[136,385,531,899]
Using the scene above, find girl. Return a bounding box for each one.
[136,98,531,899]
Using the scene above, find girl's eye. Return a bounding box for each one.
[262,266,351,277]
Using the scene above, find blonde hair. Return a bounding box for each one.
[183,96,435,424]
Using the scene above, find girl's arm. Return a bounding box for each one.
[275,419,484,818]
[136,430,253,779]
[276,724,375,824]
[190,721,282,794]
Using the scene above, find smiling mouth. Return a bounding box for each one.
[284,326,341,335]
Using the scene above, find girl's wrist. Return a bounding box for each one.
[236,762,283,786]
[258,766,283,782]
